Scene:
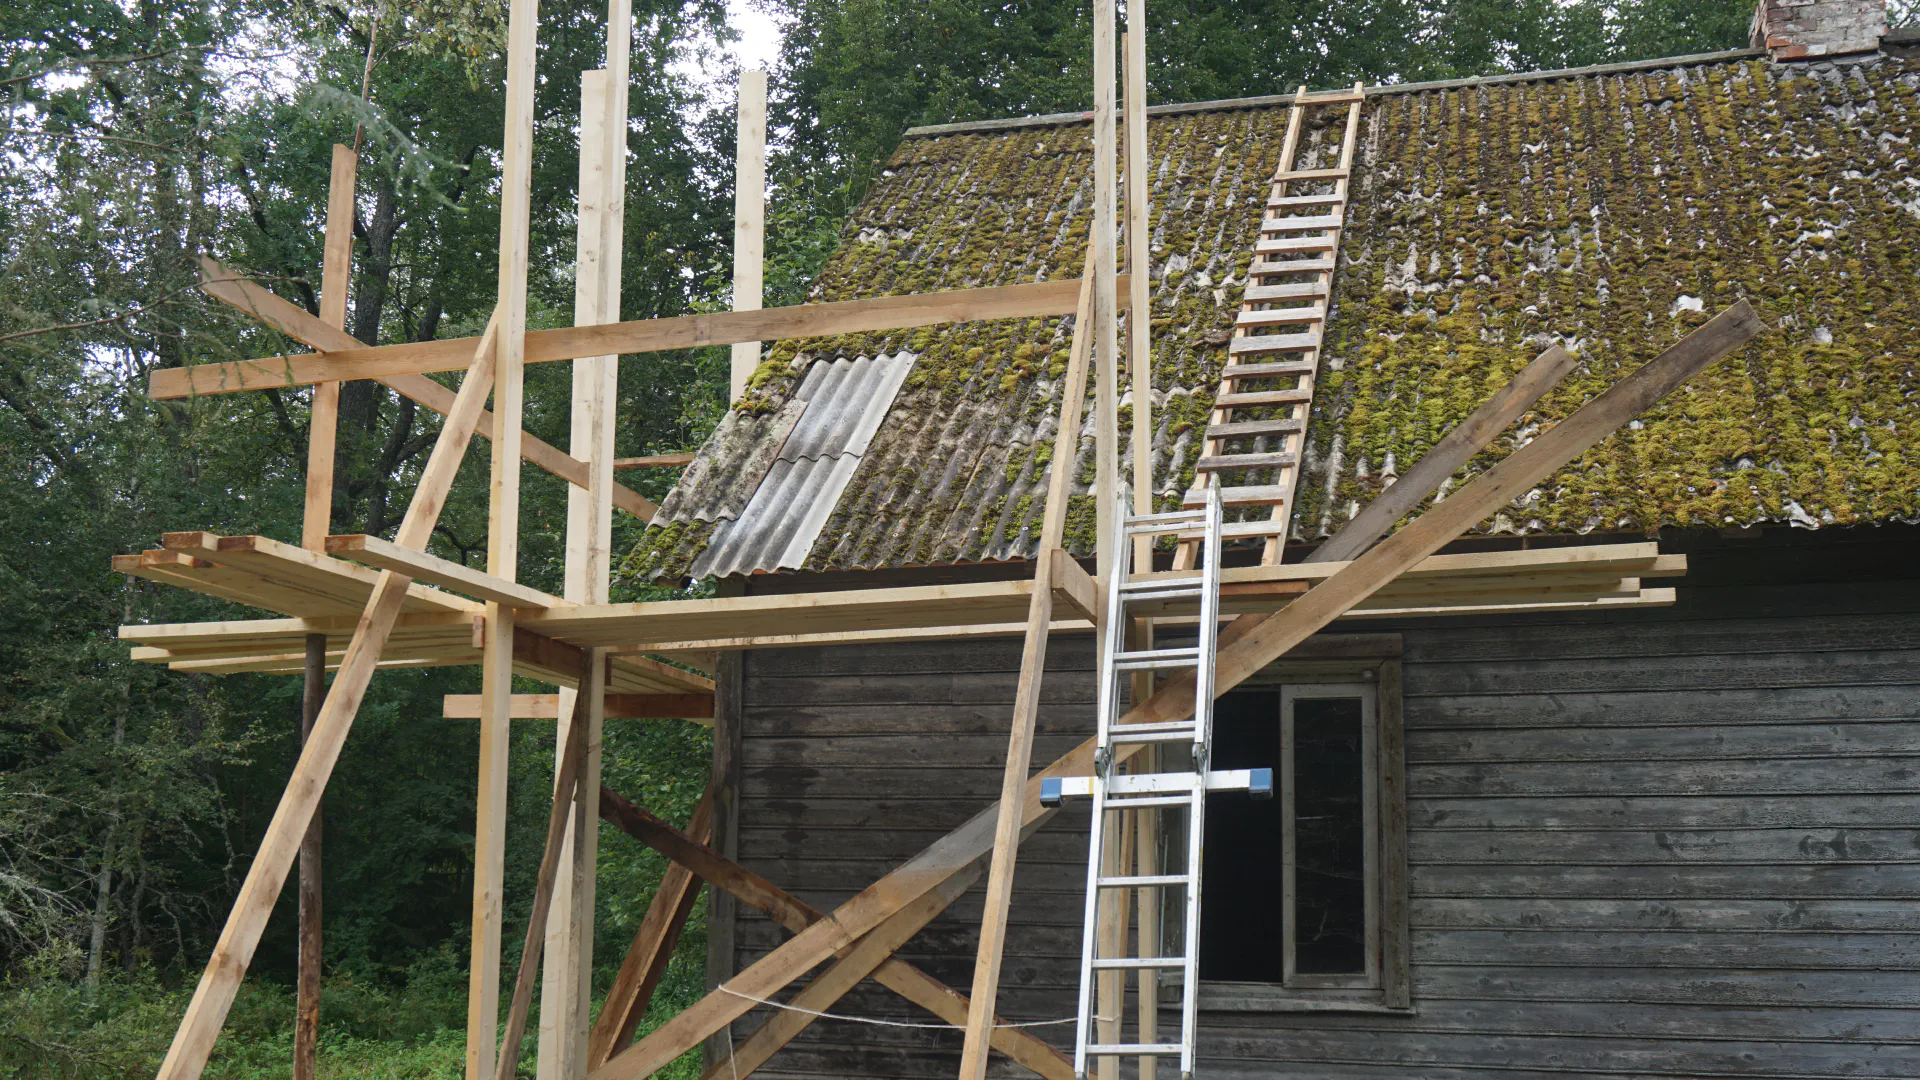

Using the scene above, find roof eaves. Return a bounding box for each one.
[903,46,1768,139]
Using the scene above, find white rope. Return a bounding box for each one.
[717,986,1082,1030]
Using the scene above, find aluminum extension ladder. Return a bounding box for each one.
[1040,486,1273,1080]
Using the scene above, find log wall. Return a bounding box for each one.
[722,528,1920,1078]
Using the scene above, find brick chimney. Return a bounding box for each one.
[1751,0,1888,60]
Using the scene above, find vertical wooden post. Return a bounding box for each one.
[539,51,625,1079]
[701,640,744,1072]
[956,248,1099,1080]
[468,0,540,1072]
[304,144,355,551]
[294,634,326,1080]
[1122,22,1159,1080]
[1091,1,1118,582]
[728,70,767,403]
[294,140,355,1080]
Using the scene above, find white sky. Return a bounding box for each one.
[727,0,783,73]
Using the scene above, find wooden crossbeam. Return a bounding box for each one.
[585,302,1763,1080]
[441,693,713,720]
[593,787,1072,1080]
[194,259,658,522]
[589,789,713,1068]
[327,533,562,608]
[159,274,1134,399]
[153,316,502,1080]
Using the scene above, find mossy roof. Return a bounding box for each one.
[627,51,1920,583]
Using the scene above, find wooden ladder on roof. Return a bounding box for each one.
[1179,82,1365,567]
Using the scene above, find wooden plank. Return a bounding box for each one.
[585,307,1762,1080]
[327,533,561,608]
[589,789,711,1068]
[493,653,595,1080]
[1123,24,1153,562]
[612,453,694,468]
[594,787,1072,1080]
[729,70,768,402]
[468,3,539,1072]
[1309,343,1580,564]
[154,326,500,1080]
[156,275,1135,399]
[956,242,1100,1079]
[303,142,356,552]
[1050,549,1102,625]
[195,258,658,523]
[441,693,714,719]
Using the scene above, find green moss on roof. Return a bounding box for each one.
[630,53,1920,582]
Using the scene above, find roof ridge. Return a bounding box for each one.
[904,46,1777,138]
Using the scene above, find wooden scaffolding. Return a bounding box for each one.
[125,0,1769,1078]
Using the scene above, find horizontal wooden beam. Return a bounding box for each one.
[612,454,694,469]
[441,693,714,720]
[1049,548,1102,625]
[191,259,657,521]
[156,274,1133,399]
[327,534,563,609]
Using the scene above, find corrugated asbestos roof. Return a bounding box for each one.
[626,49,1920,583]
[681,353,914,577]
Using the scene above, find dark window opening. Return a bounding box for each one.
[1198,690,1281,982]
[1291,696,1367,976]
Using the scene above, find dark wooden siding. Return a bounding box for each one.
[728,528,1920,1079]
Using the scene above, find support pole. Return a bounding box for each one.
[294,140,356,1080]
[539,47,626,1077]
[728,70,767,403]
[955,242,1100,1080]
[468,0,540,1070]
[1091,0,1118,582]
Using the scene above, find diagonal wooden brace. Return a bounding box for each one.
[154,316,504,1080]
[196,258,658,522]
[589,788,715,1067]
[594,788,1072,1080]
[584,301,1764,1079]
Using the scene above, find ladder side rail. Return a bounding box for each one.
[1073,777,1112,1078]
[1076,499,1134,1079]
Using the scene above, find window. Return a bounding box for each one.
[1185,642,1409,1012]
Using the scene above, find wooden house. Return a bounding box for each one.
[627,10,1920,1079]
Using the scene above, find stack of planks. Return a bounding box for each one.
[118,539,1682,664]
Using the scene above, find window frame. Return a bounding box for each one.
[1183,635,1410,1014]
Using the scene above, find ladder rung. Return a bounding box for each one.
[1119,576,1204,596]
[1093,956,1189,970]
[1262,212,1343,232]
[1098,873,1191,888]
[1219,359,1316,379]
[1275,166,1350,181]
[1244,280,1329,301]
[1194,451,1298,473]
[1089,1043,1185,1057]
[1235,305,1325,327]
[1114,652,1202,673]
[1100,793,1196,809]
[1111,726,1208,744]
[1229,333,1321,356]
[1126,508,1205,525]
[1296,88,1366,105]
[1214,387,1313,408]
[1113,719,1200,735]
[1255,235,1338,255]
[1169,518,1292,541]
[1267,192,1345,209]
[1251,257,1336,276]
[1185,484,1292,507]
